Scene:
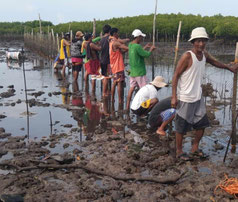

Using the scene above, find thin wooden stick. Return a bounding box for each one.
[93,18,96,38]
[49,111,53,135]
[231,42,238,153]
[152,0,158,46]
[173,21,182,71]
[56,33,59,52]
[21,47,30,139]
[70,30,73,43]
[0,163,185,184]
[38,13,42,37]
[151,0,158,80]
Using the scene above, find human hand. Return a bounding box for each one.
[171,96,178,109]
[230,63,238,73]
[144,43,152,49]
[149,45,156,52]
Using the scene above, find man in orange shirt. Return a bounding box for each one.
[109,28,129,104]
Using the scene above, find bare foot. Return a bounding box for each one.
[156,129,166,136]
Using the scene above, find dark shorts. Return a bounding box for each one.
[72,63,82,72]
[175,114,210,134]
[113,71,125,82]
[59,59,64,65]
[131,106,148,116]
[101,63,108,76]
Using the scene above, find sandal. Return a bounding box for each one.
[176,152,192,161]
[190,149,208,159]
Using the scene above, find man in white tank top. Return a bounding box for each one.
[171,27,238,160]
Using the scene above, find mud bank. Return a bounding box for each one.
[0,119,237,202]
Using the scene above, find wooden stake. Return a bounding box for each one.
[70,30,73,43]
[151,0,158,80]
[173,21,182,71]
[93,18,96,38]
[38,13,42,36]
[231,42,238,153]
[152,0,158,46]
[21,47,30,139]
[56,33,60,52]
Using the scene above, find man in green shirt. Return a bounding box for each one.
[126,29,156,110]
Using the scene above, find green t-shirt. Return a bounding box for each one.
[128,43,151,77]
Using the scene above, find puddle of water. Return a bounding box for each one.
[198,167,212,174]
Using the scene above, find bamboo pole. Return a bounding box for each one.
[56,33,60,52]
[38,13,42,36]
[152,0,158,46]
[173,21,182,71]
[151,0,158,80]
[51,29,55,43]
[93,18,96,38]
[70,30,73,43]
[231,42,238,153]
[21,47,30,139]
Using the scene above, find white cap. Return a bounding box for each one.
[150,76,167,88]
[188,27,209,42]
[132,29,146,37]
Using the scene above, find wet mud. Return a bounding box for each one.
[0,40,238,201]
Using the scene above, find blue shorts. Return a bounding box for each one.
[160,108,176,122]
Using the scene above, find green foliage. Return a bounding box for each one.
[1,13,238,41]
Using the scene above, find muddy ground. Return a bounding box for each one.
[0,83,238,202]
[0,40,238,202]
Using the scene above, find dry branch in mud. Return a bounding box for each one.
[0,163,185,184]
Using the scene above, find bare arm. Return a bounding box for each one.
[205,51,238,73]
[63,39,70,46]
[90,43,101,51]
[118,38,130,44]
[143,43,156,52]
[113,41,128,52]
[171,52,191,108]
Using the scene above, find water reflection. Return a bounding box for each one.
[7,60,22,69]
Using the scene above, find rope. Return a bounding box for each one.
[215,174,238,198]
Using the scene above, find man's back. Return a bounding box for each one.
[100,35,110,65]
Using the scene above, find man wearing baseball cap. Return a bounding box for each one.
[172,27,238,160]
[126,29,156,111]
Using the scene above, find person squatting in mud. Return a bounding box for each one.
[171,27,238,161]
[148,97,176,136]
[130,76,167,116]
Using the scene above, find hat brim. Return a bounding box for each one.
[188,36,209,42]
[150,81,167,88]
[133,33,146,38]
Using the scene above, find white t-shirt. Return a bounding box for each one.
[131,84,158,110]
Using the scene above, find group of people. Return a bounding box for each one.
[55,25,238,160]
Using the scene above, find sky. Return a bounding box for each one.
[0,0,238,24]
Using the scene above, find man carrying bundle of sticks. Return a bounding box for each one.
[172,27,238,161]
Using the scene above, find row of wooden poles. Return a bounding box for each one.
[24,29,64,60]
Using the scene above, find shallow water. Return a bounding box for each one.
[0,40,237,160]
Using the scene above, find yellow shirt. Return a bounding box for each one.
[60,39,70,59]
